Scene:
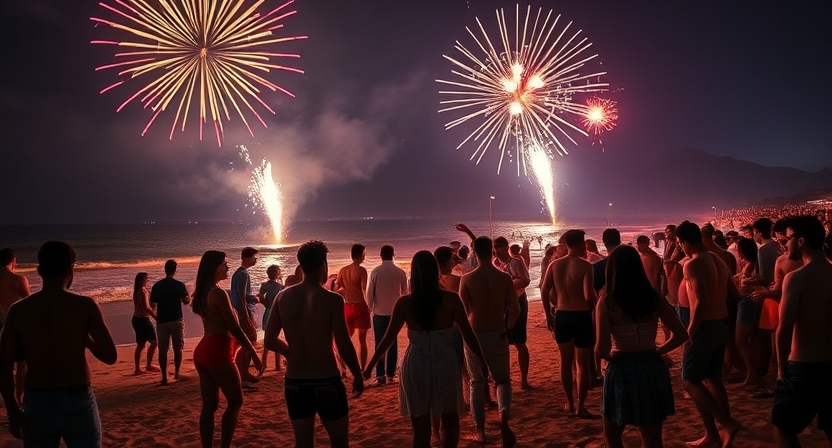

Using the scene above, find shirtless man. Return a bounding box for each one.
[540,229,597,418]
[675,222,742,448]
[771,215,832,447]
[702,224,737,275]
[0,248,31,404]
[336,244,370,370]
[0,241,117,445]
[459,236,520,447]
[264,241,363,448]
[636,235,664,291]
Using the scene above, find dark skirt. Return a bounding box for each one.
[602,349,675,427]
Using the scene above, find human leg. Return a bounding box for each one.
[321,414,350,448]
[157,323,171,384]
[196,366,220,448]
[464,343,487,442]
[439,412,460,448]
[557,342,576,412]
[602,417,625,448]
[735,323,760,386]
[410,415,432,448]
[637,423,664,448]
[357,328,369,370]
[133,342,146,375]
[773,427,801,448]
[290,417,316,448]
[172,320,185,379]
[575,347,593,417]
[13,361,25,404]
[146,340,158,371]
[373,314,391,380]
[211,364,244,448]
[515,344,530,389]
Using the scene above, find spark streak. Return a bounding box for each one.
[249,159,283,243]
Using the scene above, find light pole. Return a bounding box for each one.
[489,196,495,238]
[711,206,717,224]
[608,202,613,228]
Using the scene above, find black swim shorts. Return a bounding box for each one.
[131,316,156,345]
[506,294,528,345]
[772,360,832,435]
[285,377,349,422]
[553,310,594,349]
[682,319,727,382]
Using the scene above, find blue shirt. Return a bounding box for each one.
[230,267,255,319]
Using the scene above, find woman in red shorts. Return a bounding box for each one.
[192,251,263,448]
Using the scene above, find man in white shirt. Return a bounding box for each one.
[366,245,408,384]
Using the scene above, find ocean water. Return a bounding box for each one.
[1,218,670,305]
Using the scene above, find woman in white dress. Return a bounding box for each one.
[364,250,488,448]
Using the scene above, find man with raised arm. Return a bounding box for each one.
[675,221,742,448]
[0,241,117,446]
[540,229,597,418]
[460,236,520,447]
[264,241,363,448]
[772,216,832,447]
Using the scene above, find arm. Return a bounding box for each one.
[454,223,476,244]
[19,277,30,297]
[595,296,612,361]
[504,277,520,330]
[263,291,287,355]
[141,290,157,321]
[363,297,407,378]
[86,300,117,365]
[540,264,556,330]
[657,297,689,355]
[360,268,368,304]
[332,300,364,396]
[753,257,788,302]
[365,270,376,310]
[452,293,489,378]
[180,282,191,305]
[775,272,799,381]
[584,263,597,309]
[512,260,531,290]
[684,262,705,337]
[0,309,23,438]
[215,289,262,369]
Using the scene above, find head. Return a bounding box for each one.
[449,241,461,253]
[37,241,76,287]
[736,238,758,265]
[164,259,177,276]
[562,230,586,253]
[740,224,754,239]
[350,244,366,263]
[493,237,509,259]
[434,246,455,274]
[192,250,228,317]
[509,244,521,257]
[701,223,715,240]
[784,215,826,261]
[0,248,16,269]
[664,225,677,240]
[133,272,148,293]
[713,231,728,249]
[635,235,651,253]
[585,239,599,254]
[410,250,441,330]
[752,218,773,243]
[473,237,493,263]
[458,245,469,260]
[675,221,703,255]
[605,246,661,320]
[772,218,789,249]
[602,228,622,251]
[266,264,280,281]
[380,244,394,261]
[725,230,739,246]
[241,247,258,268]
[298,240,329,283]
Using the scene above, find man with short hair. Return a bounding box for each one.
[676,222,742,447]
[259,264,284,371]
[593,228,621,294]
[231,247,260,384]
[366,245,407,384]
[0,248,31,404]
[541,229,597,418]
[337,244,370,369]
[0,242,117,446]
[460,236,520,446]
[636,235,663,291]
[772,216,832,447]
[494,237,533,391]
[702,223,737,275]
[150,259,190,385]
[264,241,364,448]
[725,231,740,264]
[753,218,781,287]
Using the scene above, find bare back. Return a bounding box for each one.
[201,287,240,337]
[549,255,594,311]
[641,252,663,291]
[277,283,347,378]
[460,265,518,332]
[684,251,730,322]
[337,263,367,304]
[780,261,832,362]
[399,290,463,332]
[1,291,114,389]
[0,270,30,314]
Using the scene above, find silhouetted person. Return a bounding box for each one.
[150,259,190,384]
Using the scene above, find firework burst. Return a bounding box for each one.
[91,0,307,145]
[582,97,618,147]
[437,5,608,174]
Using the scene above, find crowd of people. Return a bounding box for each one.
[0,209,831,448]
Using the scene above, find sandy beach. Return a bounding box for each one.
[0,300,827,447]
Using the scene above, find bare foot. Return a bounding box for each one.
[720,419,743,448]
[576,408,599,420]
[500,423,517,447]
[132,370,143,376]
[520,382,533,391]
[465,430,486,444]
[145,365,161,372]
[685,435,720,447]
[562,403,575,414]
[174,373,180,381]
[160,379,169,386]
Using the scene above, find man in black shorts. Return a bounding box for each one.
[494,237,532,390]
[772,216,832,447]
[540,229,597,418]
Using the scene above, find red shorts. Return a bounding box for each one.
[194,334,239,369]
[344,302,371,335]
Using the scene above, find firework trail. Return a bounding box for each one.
[437,5,608,175]
[92,0,307,145]
[525,141,557,225]
[248,158,284,243]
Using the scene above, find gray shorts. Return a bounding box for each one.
[156,319,185,352]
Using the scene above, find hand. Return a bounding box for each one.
[250,351,264,376]
[7,406,24,439]
[352,376,364,398]
[545,312,555,332]
[454,223,470,233]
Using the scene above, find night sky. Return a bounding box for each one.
[2,0,831,225]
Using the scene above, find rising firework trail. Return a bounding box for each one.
[437,5,609,175]
[248,159,284,243]
[525,142,557,224]
[91,0,307,146]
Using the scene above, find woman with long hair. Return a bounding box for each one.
[363,251,488,448]
[596,246,688,448]
[131,272,158,375]
[733,237,764,387]
[192,251,262,448]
